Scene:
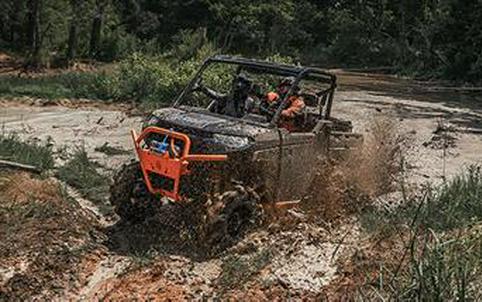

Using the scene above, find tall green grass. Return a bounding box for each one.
[359,166,482,300]
[395,228,482,300]
[0,133,54,170]
[57,147,109,205]
[0,72,115,100]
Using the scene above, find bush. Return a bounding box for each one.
[115,53,179,103]
[58,72,118,100]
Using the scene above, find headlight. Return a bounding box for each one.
[212,134,250,151]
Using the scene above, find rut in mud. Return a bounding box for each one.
[0,71,481,299]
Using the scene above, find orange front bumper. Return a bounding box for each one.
[131,126,227,201]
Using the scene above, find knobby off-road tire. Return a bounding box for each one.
[205,186,262,252]
[110,161,154,223]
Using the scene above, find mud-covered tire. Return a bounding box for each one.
[110,161,154,222]
[205,187,261,250]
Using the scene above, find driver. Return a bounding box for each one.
[193,73,254,118]
[264,77,305,131]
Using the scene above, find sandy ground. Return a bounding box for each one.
[0,72,481,300]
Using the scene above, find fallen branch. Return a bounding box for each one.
[0,160,42,174]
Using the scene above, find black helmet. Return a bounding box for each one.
[233,73,252,92]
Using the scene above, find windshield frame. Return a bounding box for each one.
[172,55,337,126]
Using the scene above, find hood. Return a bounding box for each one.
[149,107,272,139]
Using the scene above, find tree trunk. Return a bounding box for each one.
[9,0,21,44]
[66,0,80,63]
[89,0,106,58]
[26,0,43,68]
[66,23,78,62]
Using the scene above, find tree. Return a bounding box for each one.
[89,0,107,58]
[66,0,81,62]
[26,0,43,67]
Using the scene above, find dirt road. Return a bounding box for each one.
[0,72,481,299]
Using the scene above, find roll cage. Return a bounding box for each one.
[172,55,337,127]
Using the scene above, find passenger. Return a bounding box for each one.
[265,77,305,131]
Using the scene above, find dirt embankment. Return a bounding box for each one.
[0,71,481,300]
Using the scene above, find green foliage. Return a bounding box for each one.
[0,44,236,104]
[397,229,482,300]
[2,0,481,81]
[0,72,115,100]
[0,133,54,171]
[114,53,179,103]
[0,0,482,81]
[57,147,109,204]
[359,166,482,300]
[362,166,482,234]
[414,166,481,231]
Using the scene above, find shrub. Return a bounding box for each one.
[115,53,179,103]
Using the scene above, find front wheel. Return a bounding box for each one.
[110,161,154,222]
[205,186,261,251]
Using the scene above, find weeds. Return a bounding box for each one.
[355,166,482,300]
[57,147,110,205]
[0,133,54,170]
[131,249,158,268]
[363,165,482,234]
[396,228,482,300]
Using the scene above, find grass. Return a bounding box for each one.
[0,132,54,171]
[361,165,482,234]
[356,166,482,300]
[57,147,110,206]
[396,228,482,300]
[0,72,114,100]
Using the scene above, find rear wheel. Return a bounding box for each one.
[110,161,154,222]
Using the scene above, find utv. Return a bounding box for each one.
[110,55,360,247]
